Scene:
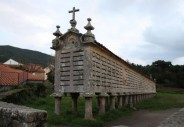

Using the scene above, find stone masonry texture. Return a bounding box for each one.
[0,101,47,127]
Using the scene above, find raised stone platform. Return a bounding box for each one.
[0,101,47,127]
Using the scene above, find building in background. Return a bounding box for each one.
[3,59,21,65]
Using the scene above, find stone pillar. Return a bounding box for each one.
[117,95,123,108]
[55,96,62,115]
[128,95,133,108]
[98,96,106,115]
[71,93,79,113]
[141,94,143,101]
[96,96,100,110]
[135,95,138,104]
[84,97,94,120]
[122,95,126,106]
[124,95,129,106]
[139,94,143,102]
[137,95,140,103]
[132,95,136,105]
[105,96,109,109]
[110,95,116,110]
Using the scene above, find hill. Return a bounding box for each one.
[0,45,53,67]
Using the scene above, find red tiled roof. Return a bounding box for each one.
[26,65,45,73]
[0,64,44,86]
[0,64,22,72]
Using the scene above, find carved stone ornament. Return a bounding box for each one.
[64,35,79,49]
[51,37,62,50]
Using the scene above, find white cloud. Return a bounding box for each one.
[172,57,184,65]
[1,0,184,65]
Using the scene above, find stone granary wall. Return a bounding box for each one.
[51,7,156,120]
[0,101,47,127]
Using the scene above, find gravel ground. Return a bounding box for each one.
[103,108,180,127]
[158,108,184,127]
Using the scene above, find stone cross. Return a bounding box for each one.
[69,7,79,20]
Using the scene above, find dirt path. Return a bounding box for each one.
[103,108,180,127]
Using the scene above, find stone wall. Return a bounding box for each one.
[0,101,47,127]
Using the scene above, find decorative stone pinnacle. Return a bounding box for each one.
[53,25,62,37]
[84,18,95,36]
[68,7,79,32]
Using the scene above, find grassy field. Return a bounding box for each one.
[21,86,184,127]
[23,96,133,127]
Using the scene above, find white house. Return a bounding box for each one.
[4,59,20,65]
[44,64,54,80]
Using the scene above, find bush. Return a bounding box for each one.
[23,83,47,97]
[2,83,47,104]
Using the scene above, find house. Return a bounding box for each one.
[3,59,21,65]
[0,64,26,86]
[26,65,45,80]
[44,64,54,80]
[0,64,44,91]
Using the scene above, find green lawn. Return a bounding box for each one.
[22,88,184,127]
[137,91,184,110]
[23,96,132,127]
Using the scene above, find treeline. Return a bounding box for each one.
[132,60,184,88]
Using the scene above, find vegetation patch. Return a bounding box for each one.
[22,96,133,127]
[137,91,184,110]
[1,83,47,104]
[22,90,184,127]
[3,83,183,127]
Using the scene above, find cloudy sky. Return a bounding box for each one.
[0,0,184,65]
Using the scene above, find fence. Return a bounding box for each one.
[0,71,28,86]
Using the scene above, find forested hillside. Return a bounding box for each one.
[0,45,53,67]
[132,60,184,88]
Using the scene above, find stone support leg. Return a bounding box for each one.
[98,96,106,115]
[117,95,123,108]
[105,96,109,109]
[129,95,133,108]
[141,94,143,101]
[132,95,136,105]
[122,95,125,106]
[125,95,129,106]
[71,93,79,113]
[110,95,116,110]
[84,97,94,120]
[55,97,62,115]
[137,95,140,102]
[96,96,100,110]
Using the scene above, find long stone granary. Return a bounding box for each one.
[51,7,156,120]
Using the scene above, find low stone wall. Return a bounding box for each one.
[0,101,47,127]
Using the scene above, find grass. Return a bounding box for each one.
[23,96,133,127]
[21,86,184,127]
[137,89,184,110]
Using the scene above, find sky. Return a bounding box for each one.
[0,0,184,65]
